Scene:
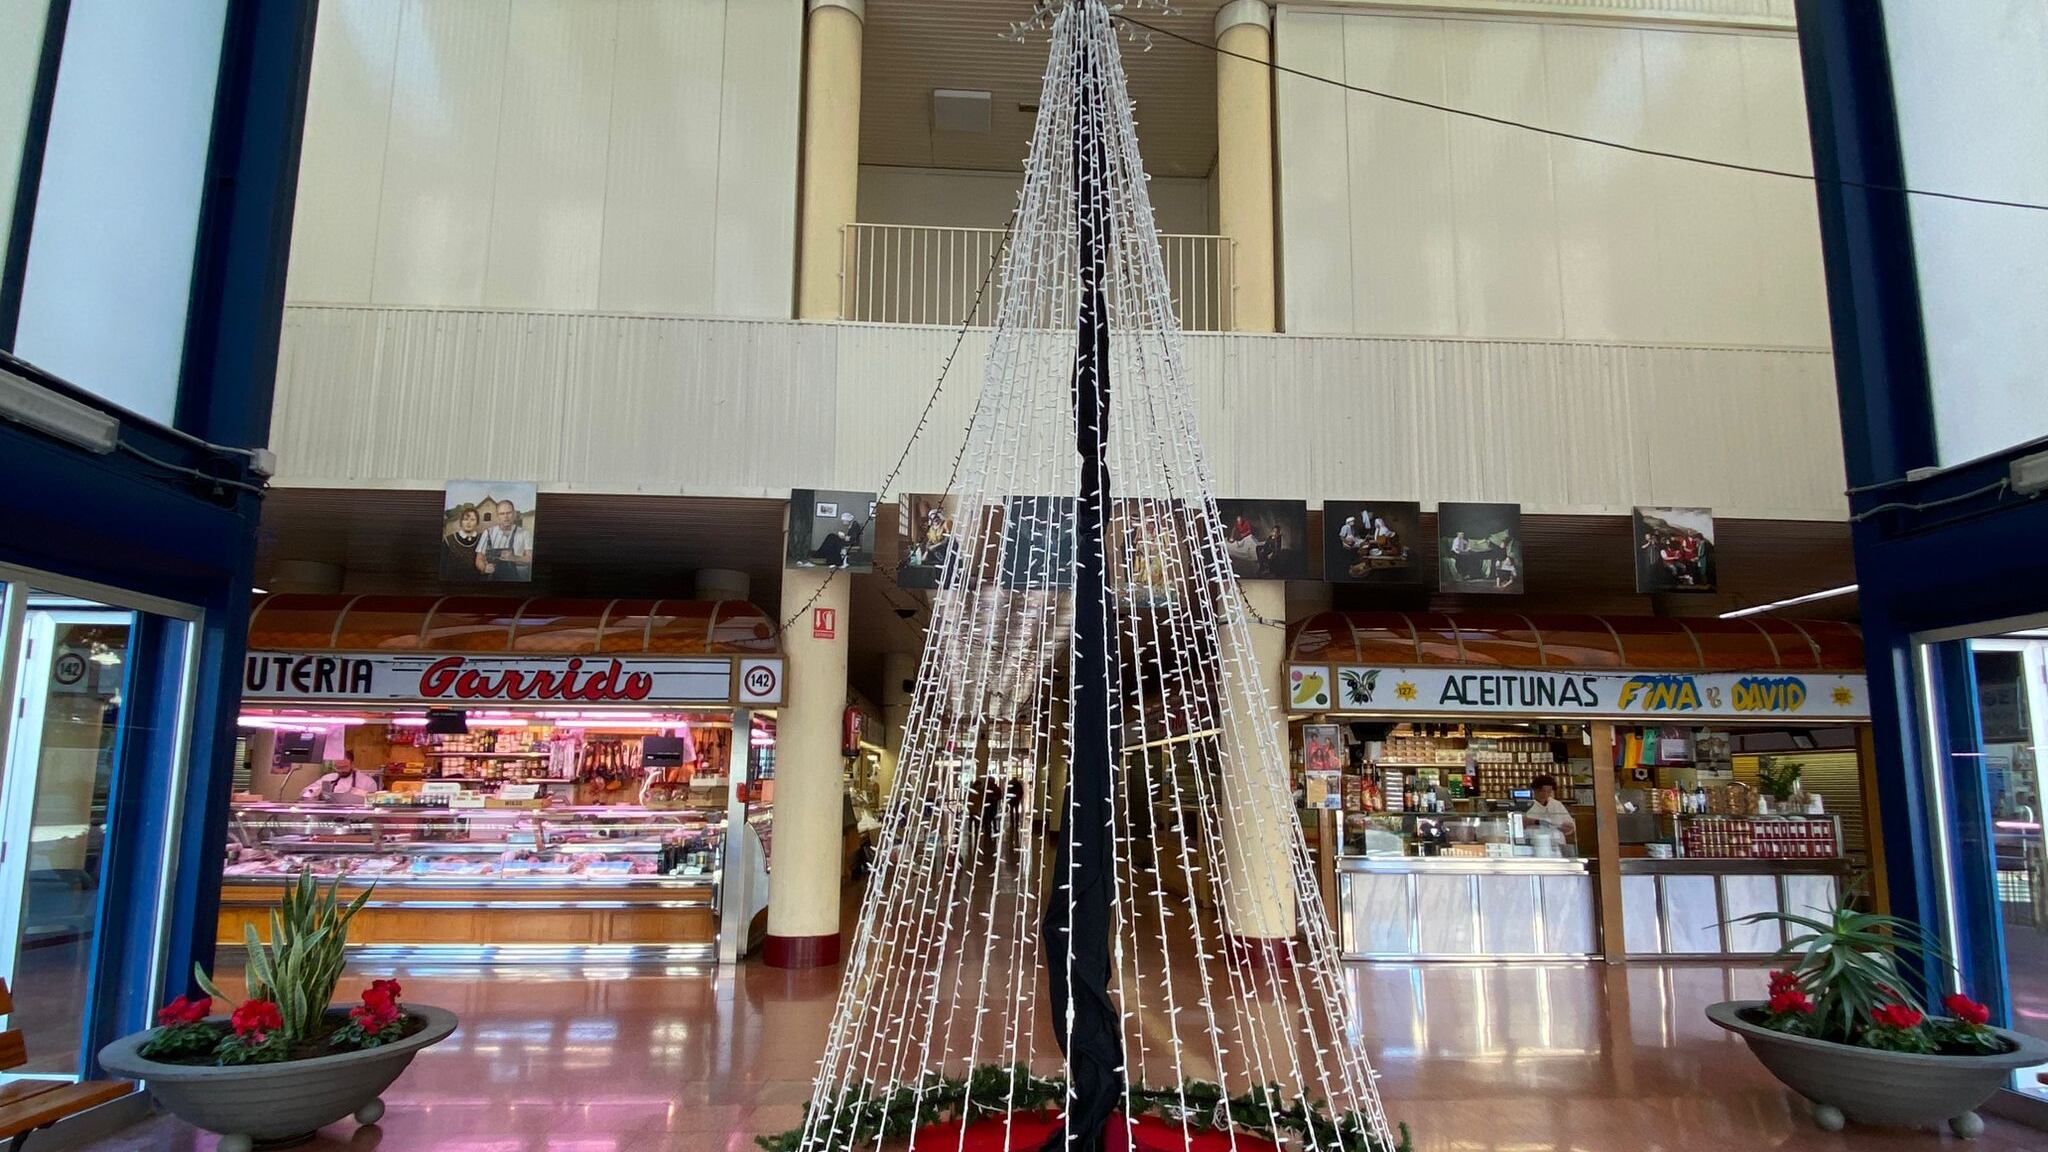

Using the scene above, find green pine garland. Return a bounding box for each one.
[758,1063,1410,1152]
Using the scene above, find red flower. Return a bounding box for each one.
[230,999,283,1039]
[368,979,402,1003]
[349,992,400,1033]
[156,995,211,1027]
[1944,994,1991,1027]
[1768,988,1814,1017]
[1871,1003,1924,1031]
[1767,970,1801,997]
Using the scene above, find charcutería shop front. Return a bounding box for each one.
[1285,612,1876,962]
[227,594,785,963]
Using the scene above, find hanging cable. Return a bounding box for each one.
[771,214,1018,638]
[1113,12,2048,214]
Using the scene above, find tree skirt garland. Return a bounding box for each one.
[912,1112,1280,1152]
[756,1066,1409,1152]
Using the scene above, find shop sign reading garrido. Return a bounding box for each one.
[243,650,786,707]
[1286,664,1867,720]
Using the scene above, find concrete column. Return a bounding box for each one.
[1214,0,1276,332]
[1219,579,1297,959]
[797,0,865,320]
[765,563,852,968]
[881,651,918,796]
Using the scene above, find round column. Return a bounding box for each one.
[1219,579,1297,962]
[765,560,853,968]
[880,651,918,796]
[1214,0,1276,332]
[797,0,865,319]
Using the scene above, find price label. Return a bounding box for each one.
[499,784,541,801]
[448,795,487,809]
[421,781,464,796]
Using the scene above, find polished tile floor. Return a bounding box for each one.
[75,958,2042,1152]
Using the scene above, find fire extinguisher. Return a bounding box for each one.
[843,708,864,758]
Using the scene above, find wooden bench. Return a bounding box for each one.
[0,980,131,1150]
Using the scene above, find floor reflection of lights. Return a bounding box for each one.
[73,958,2045,1151]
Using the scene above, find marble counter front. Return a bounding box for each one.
[1337,856,1596,961]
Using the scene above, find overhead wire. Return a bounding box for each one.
[1112,11,2048,215]
[771,214,1018,638]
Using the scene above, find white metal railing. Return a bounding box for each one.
[841,223,1236,332]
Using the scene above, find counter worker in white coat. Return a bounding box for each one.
[1523,773,1577,839]
[301,756,380,801]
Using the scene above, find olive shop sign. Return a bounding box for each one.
[1286,664,1869,720]
[243,651,785,707]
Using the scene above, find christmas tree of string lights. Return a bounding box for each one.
[785,4,1400,1150]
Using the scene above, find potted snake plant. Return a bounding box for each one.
[1707,902,2046,1137]
[98,870,457,1152]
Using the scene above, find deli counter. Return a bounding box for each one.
[218,802,748,959]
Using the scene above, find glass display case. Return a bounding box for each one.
[218,802,733,957]
[223,802,729,882]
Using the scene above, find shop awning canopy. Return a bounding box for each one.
[1287,612,1862,672]
[248,594,777,655]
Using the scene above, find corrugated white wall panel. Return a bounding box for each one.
[288,0,799,319]
[712,0,802,319]
[370,0,510,307]
[483,0,616,309]
[601,0,727,315]
[1315,0,1796,25]
[284,0,404,303]
[1275,7,1828,347]
[273,306,1848,521]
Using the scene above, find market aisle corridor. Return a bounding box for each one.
[80,960,2037,1151]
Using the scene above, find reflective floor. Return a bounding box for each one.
[79,960,2040,1151]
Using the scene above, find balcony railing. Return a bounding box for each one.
[841,223,1236,332]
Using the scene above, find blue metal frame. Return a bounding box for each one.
[1798,0,2048,1016]
[0,0,314,1073]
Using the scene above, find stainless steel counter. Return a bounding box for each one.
[1619,858,1849,877]
[1620,857,1847,959]
[1340,856,1590,876]
[1337,854,1595,960]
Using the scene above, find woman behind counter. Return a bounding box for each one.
[1522,773,1577,839]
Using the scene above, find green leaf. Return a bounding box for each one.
[193,963,229,1006]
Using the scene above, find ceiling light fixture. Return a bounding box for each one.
[0,363,119,454]
[1719,584,1859,619]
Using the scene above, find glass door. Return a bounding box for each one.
[0,602,135,1074]
[1971,635,2048,1100]
[1919,624,2048,1105]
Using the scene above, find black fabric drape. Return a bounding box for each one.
[1040,7,1125,1148]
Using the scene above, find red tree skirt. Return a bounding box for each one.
[911,1111,1282,1152]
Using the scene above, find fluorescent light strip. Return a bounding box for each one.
[1719,583,1858,619]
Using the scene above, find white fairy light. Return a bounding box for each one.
[796,4,1395,1151]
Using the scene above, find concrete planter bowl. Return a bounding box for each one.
[1708,1000,2048,1137]
[98,1004,457,1151]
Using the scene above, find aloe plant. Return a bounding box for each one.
[196,869,372,1042]
[1740,901,1942,1043]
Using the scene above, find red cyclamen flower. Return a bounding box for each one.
[1768,988,1814,1016]
[157,995,211,1027]
[369,978,403,1002]
[231,999,283,1039]
[1767,970,1800,997]
[1871,1003,1923,1031]
[1944,994,1991,1027]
